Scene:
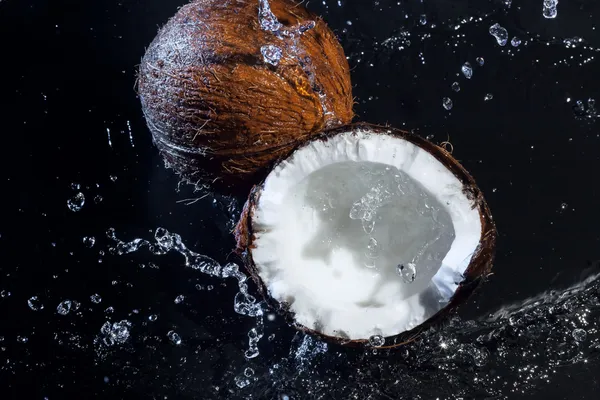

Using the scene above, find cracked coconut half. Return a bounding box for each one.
[236,124,496,346]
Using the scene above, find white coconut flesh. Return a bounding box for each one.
[250,128,482,340]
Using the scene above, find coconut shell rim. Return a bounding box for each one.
[234,122,497,349]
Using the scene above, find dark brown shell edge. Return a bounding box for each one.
[234,122,497,349]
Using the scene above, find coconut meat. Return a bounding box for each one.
[250,128,482,340]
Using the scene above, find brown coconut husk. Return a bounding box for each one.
[138,0,354,188]
[234,123,497,348]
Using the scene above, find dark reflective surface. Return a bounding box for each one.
[1,0,600,399]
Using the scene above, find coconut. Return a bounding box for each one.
[235,123,496,347]
[138,0,354,187]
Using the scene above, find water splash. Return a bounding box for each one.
[106,228,265,359]
[572,98,599,120]
[489,23,508,46]
[563,37,584,48]
[349,182,392,223]
[97,320,132,347]
[27,296,44,311]
[258,0,282,32]
[82,236,95,248]
[258,0,315,38]
[543,0,558,19]
[397,262,417,283]
[90,294,102,304]
[461,62,473,79]
[167,330,182,345]
[67,192,85,212]
[241,272,600,399]
[368,335,385,347]
[260,44,283,66]
[56,300,72,315]
[442,97,453,110]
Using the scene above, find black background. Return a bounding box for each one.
[1,0,600,399]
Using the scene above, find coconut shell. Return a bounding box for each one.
[138,0,354,188]
[234,123,497,348]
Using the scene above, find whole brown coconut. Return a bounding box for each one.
[138,0,354,187]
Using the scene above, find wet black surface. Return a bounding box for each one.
[1,0,600,399]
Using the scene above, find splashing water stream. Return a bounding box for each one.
[106,227,265,359]
[257,0,332,121]
[98,224,600,399]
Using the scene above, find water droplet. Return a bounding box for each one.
[563,37,583,48]
[94,195,103,204]
[484,93,494,101]
[17,336,29,344]
[489,23,508,46]
[70,182,81,190]
[573,328,587,342]
[573,100,586,117]
[167,330,182,345]
[369,335,385,347]
[234,375,251,388]
[260,44,283,66]
[397,263,417,283]
[442,97,453,110]
[67,192,85,212]
[470,346,490,367]
[419,14,427,25]
[82,236,95,248]
[511,36,521,47]
[28,296,44,311]
[586,98,597,118]
[543,0,558,19]
[100,320,132,345]
[90,294,102,303]
[148,314,158,322]
[244,367,255,377]
[461,62,473,79]
[476,57,485,66]
[105,306,114,315]
[245,348,260,359]
[362,218,375,234]
[56,300,72,315]
[451,82,460,92]
[174,295,185,304]
[365,237,380,262]
[1,290,11,298]
[109,175,118,182]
